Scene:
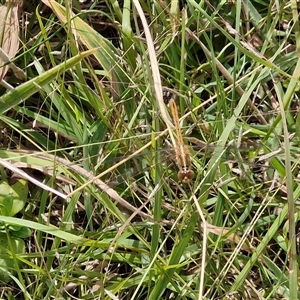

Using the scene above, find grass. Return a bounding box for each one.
[0,0,299,299]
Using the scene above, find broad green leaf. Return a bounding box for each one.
[0,179,28,216]
[8,226,31,239]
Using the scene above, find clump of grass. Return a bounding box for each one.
[0,0,299,299]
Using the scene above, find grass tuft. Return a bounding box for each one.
[0,0,299,299]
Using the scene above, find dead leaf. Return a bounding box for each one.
[0,0,23,81]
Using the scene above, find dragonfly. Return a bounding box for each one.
[168,97,195,183]
[155,96,263,184]
[98,134,265,188]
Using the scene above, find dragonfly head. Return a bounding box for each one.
[178,169,195,183]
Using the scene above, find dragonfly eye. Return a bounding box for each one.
[162,89,173,104]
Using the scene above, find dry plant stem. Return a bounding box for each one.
[46,157,155,221]
[0,157,67,199]
[0,47,25,80]
[132,0,175,129]
[0,77,13,89]
[12,151,156,221]
[6,150,254,250]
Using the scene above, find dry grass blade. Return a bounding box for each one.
[133,0,175,130]
[0,0,23,81]
[11,150,155,221]
[202,222,253,252]
[0,158,67,199]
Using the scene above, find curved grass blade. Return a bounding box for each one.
[42,0,130,97]
[0,48,97,114]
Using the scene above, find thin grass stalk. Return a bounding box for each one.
[287,1,300,298]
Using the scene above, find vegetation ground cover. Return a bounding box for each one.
[0,0,299,299]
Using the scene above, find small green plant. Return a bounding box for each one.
[0,178,30,283]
